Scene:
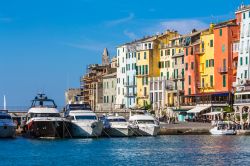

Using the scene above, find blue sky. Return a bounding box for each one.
[0,0,247,107]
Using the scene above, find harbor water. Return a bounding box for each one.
[1,135,250,166]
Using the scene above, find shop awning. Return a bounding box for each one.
[203,111,222,116]
[187,105,211,114]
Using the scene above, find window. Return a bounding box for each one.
[188,88,191,95]
[185,63,188,70]
[182,57,184,64]
[161,50,163,56]
[145,65,148,74]
[202,78,204,88]
[245,70,248,78]
[149,43,152,49]
[158,62,161,68]
[167,49,170,55]
[186,48,188,56]
[246,56,248,65]
[219,29,222,36]
[175,58,177,65]
[138,53,140,60]
[144,52,147,59]
[223,75,226,87]
[206,60,209,67]
[167,72,169,80]
[210,75,213,87]
[240,57,243,66]
[172,49,175,56]
[222,44,225,53]
[210,40,213,47]
[188,75,191,85]
[191,62,194,70]
[244,12,246,19]
[191,47,193,55]
[161,72,163,77]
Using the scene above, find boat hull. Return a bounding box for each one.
[103,127,136,137]
[0,125,16,138]
[210,128,236,135]
[135,125,160,136]
[70,121,103,138]
[24,120,71,138]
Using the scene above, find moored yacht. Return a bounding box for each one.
[129,111,160,136]
[65,104,103,138]
[0,110,16,138]
[0,96,16,138]
[102,114,137,137]
[210,121,236,135]
[23,94,71,138]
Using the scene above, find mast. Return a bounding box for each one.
[3,95,6,110]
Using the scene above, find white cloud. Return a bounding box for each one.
[159,19,208,34]
[123,30,137,40]
[143,19,208,35]
[105,13,134,26]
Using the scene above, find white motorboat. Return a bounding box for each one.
[65,104,103,138]
[102,114,137,137]
[0,96,16,138]
[210,121,236,135]
[24,94,71,138]
[0,110,16,138]
[129,113,160,136]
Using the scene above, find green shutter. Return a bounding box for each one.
[206,60,209,67]
[220,29,222,36]
[210,75,213,87]
[223,75,226,87]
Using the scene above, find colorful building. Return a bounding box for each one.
[199,24,215,93]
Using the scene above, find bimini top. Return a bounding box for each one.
[129,114,155,121]
[30,94,57,108]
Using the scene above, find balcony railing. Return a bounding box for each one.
[235,99,250,104]
[170,75,184,80]
[172,52,184,57]
[124,93,136,97]
[218,67,228,74]
[124,82,136,87]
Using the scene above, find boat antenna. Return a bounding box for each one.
[3,95,6,110]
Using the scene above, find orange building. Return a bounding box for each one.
[184,30,202,96]
[214,20,240,93]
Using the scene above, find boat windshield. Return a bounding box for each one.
[75,115,96,120]
[67,104,91,111]
[31,94,57,108]
[109,118,126,122]
[30,113,60,118]
[137,120,155,124]
[0,115,11,120]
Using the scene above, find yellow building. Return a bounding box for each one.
[136,37,159,107]
[199,24,215,93]
[158,32,181,106]
[136,31,180,107]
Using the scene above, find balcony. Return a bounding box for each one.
[196,48,205,55]
[124,82,136,87]
[218,67,228,74]
[172,52,184,57]
[124,92,136,97]
[235,99,250,104]
[170,75,184,81]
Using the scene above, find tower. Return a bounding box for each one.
[102,48,110,66]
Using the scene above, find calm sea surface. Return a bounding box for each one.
[1,135,250,166]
